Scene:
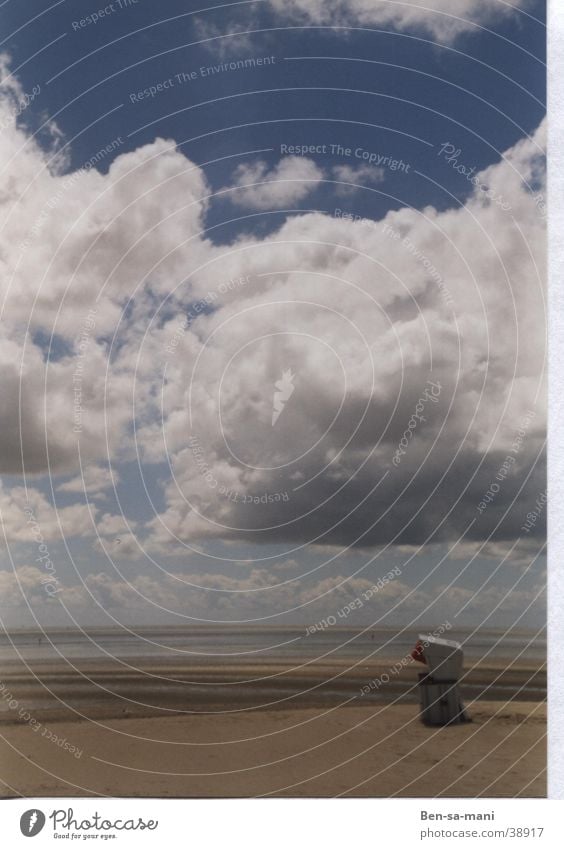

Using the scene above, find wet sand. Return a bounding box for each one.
[0,655,547,714]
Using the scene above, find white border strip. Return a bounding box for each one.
[548,0,563,802]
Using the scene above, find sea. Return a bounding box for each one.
[0,625,546,664]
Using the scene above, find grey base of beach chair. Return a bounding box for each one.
[417,673,471,726]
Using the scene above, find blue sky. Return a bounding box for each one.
[0,0,546,630]
[5,0,545,208]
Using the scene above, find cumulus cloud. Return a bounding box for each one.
[95,512,137,537]
[0,564,61,607]
[222,156,324,209]
[142,120,545,553]
[57,465,120,495]
[91,513,142,560]
[0,482,95,544]
[0,562,413,621]
[0,61,209,477]
[0,54,545,568]
[0,560,544,628]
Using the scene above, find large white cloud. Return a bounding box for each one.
[140,121,545,552]
[0,57,545,561]
[0,66,210,476]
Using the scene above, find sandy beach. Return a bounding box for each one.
[0,702,545,798]
[0,656,546,798]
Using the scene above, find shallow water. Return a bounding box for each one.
[0,625,546,665]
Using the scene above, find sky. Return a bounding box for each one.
[0,0,546,631]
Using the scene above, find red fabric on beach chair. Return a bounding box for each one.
[411,640,426,664]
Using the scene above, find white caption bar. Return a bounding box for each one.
[2,798,563,848]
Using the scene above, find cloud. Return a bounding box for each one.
[191,0,531,59]
[0,564,60,606]
[331,163,386,195]
[267,0,532,43]
[0,52,68,173]
[0,562,410,621]
[57,465,120,495]
[96,512,138,536]
[221,156,385,210]
[192,13,261,58]
[222,158,385,210]
[0,483,95,543]
[222,156,324,209]
[0,54,545,565]
[447,537,545,569]
[144,119,545,552]
[0,61,209,476]
[0,559,544,628]
[92,513,142,560]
